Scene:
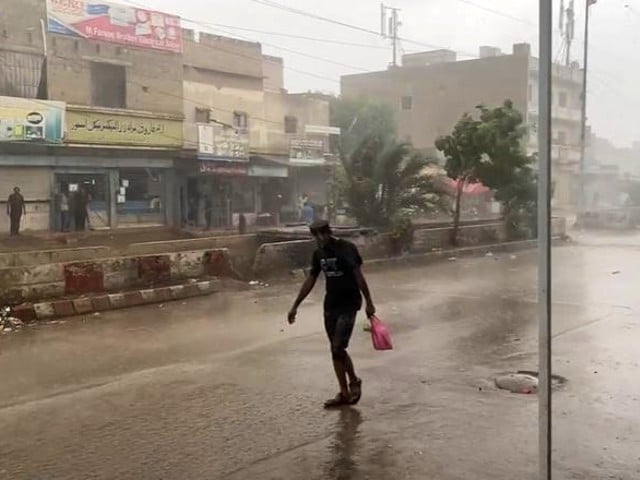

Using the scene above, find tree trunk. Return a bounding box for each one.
[451,180,464,246]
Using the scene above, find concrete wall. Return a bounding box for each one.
[0,234,260,275]
[341,52,529,152]
[253,222,509,277]
[0,248,236,304]
[1,0,183,116]
[261,93,331,155]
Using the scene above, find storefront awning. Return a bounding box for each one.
[199,161,248,175]
[248,155,289,178]
[289,158,326,167]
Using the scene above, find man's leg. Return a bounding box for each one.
[344,353,357,384]
[10,214,20,235]
[331,312,357,396]
[331,356,350,399]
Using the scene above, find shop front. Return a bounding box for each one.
[289,136,333,222]
[61,106,182,229]
[0,97,65,233]
[249,156,290,225]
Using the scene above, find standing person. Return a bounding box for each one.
[203,194,212,230]
[298,192,309,221]
[6,187,26,236]
[59,190,70,232]
[73,188,86,231]
[287,220,376,408]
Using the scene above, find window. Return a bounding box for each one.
[284,115,298,134]
[528,84,533,102]
[401,95,412,110]
[196,107,211,124]
[558,91,568,107]
[91,62,126,108]
[233,111,248,130]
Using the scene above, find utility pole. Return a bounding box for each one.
[559,0,576,66]
[538,0,553,479]
[579,0,596,217]
[381,4,401,67]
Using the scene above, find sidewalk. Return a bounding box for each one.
[0,227,209,254]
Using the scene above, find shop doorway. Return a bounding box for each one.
[54,173,109,231]
[116,168,166,227]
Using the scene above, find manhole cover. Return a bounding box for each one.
[495,371,567,394]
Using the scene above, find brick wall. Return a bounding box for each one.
[0,0,183,116]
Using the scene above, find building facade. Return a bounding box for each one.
[341,43,584,210]
[1,0,184,232]
[1,0,335,234]
[180,31,332,229]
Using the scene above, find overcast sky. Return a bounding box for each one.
[132,0,639,147]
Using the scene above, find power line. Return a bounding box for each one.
[454,0,535,26]
[206,25,370,72]
[118,0,346,83]
[247,0,479,58]
[194,23,391,50]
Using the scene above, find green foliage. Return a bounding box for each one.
[435,114,483,245]
[330,96,396,158]
[436,100,537,241]
[341,134,441,228]
[389,212,415,254]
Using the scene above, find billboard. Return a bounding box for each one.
[0,97,65,143]
[46,0,182,53]
[197,124,250,161]
[289,138,327,165]
[66,107,182,147]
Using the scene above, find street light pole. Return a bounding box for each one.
[538,1,553,479]
[579,0,594,218]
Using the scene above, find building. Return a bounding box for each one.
[1,0,184,232]
[180,31,332,229]
[341,43,584,210]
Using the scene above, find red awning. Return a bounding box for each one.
[444,178,490,195]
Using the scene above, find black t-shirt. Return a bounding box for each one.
[310,238,363,313]
[8,193,24,216]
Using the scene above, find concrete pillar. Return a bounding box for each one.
[108,169,119,229]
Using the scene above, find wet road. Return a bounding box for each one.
[1,237,640,479]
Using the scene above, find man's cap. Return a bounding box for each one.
[309,219,331,232]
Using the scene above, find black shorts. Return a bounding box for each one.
[324,311,357,355]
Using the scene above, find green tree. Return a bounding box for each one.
[435,114,483,245]
[330,96,396,157]
[475,101,537,239]
[436,100,537,243]
[342,134,440,230]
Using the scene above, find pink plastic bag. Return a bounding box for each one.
[370,316,393,351]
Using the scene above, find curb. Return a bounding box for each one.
[11,279,222,323]
[365,237,566,270]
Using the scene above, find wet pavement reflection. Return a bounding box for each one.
[1,235,640,479]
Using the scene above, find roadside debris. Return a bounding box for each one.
[0,306,23,334]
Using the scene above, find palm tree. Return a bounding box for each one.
[340,134,442,228]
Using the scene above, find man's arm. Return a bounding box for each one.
[288,273,317,324]
[22,197,26,216]
[354,266,376,318]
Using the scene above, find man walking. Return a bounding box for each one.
[6,187,26,236]
[288,220,376,408]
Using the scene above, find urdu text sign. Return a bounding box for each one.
[66,110,182,147]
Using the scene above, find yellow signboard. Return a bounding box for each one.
[66,109,182,148]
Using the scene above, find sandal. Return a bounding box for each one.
[349,378,362,405]
[324,393,351,409]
